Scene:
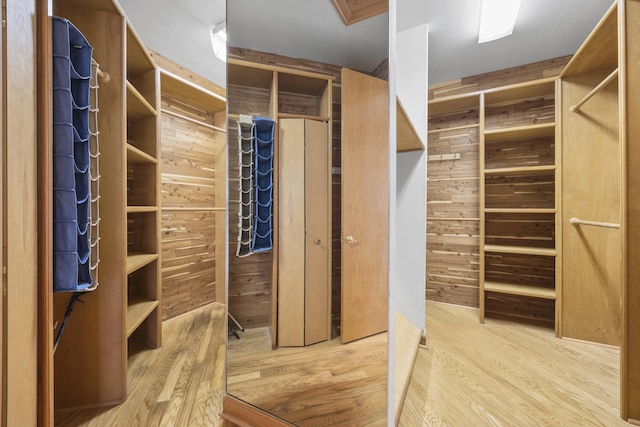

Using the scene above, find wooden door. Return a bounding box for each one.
[278,118,330,346]
[278,119,306,346]
[304,119,330,345]
[340,68,389,343]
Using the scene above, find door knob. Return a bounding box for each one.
[345,235,359,245]
[314,239,321,245]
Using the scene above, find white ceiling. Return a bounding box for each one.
[119,0,614,89]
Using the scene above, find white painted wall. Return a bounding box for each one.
[395,23,428,333]
[387,13,428,425]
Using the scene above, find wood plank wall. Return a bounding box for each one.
[153,51,226,320]
[427,56,570,308]
[227,48,373,331]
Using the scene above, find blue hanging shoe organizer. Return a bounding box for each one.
[52,16,94,292]
[251,117,275,253]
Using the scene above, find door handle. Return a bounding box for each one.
[344,235,359,245]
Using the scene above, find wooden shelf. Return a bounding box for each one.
[127,206,158,213]
[484,281,556,300]
[484,77,556,106]
[279,72,330,96]
[484,122,555,142]
[160,69,226,113]
[484,208,556,214]
[126,22,155,78]
[126,296,159,338]
[560,1,618,78]
[397,98,424,153]
[277,113,330,121]
[484,244,556,257]
[127,80,158,122]
[484,165,555,176]
[126,253,158,275]
[127,143,157,164]
[429,92,480,116]
[227,61,274,89]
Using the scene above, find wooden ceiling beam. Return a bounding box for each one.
[332,0,388,26]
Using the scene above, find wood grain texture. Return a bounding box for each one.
[430,56,571,100]
[332,0,388,26]
[227,327,387,426]
[304,119,331,345]
[277,119,306,346]
[6,0,38,424]
[623,0,640,419]
[561,70,621,346]
[399,301,627,426]
[160,88,223,320]
[340,68,388,343]
[55,304,226,426]
[37,0,54,423]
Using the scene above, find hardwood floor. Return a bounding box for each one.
[399,301,627,426]
[54,301,628,426]
[227,328,387,426]
[54,303,226,427]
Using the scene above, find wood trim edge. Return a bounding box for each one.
[221,395,295,427]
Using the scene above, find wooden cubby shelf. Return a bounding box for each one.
[126,253,159,275]
[484,208,556,214]
[484,77,556,105]
[126,81,158,121]
[484,122,555,142]
[484,165,556,176]
[484,281,556,300]
[126,297,159,337]
[484,244,556,257]
[127,206,158,213]
[127,143,158,164]
[428,92,480,116]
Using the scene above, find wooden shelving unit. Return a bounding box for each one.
[479,77,559,331]
[50,0,161,411]
[226,58,333,349]
[558,0,640,421]
[125,21,161,349]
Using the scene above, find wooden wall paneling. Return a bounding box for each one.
[51,5,128,410]
[622,0,640,420]
[150,49,226,99]
[159,83,224,319]
[561,70,621,346]
[304,119,330,345]
[277,119,306,346]
[5,0,38,423]
[426,102,481,308]
[215,111,227,304]
[429,56,572,100]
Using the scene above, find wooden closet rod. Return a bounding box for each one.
[161,108,226,133]
[570,217,620,229]
[570,68,618,112]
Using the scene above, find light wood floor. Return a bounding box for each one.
[227,328,387,426]
[54,301,628,426]
[54,303,226,427]
[400,301,628,426]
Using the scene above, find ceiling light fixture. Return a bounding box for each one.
[478,0,521,43]
[210,21,227,63]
